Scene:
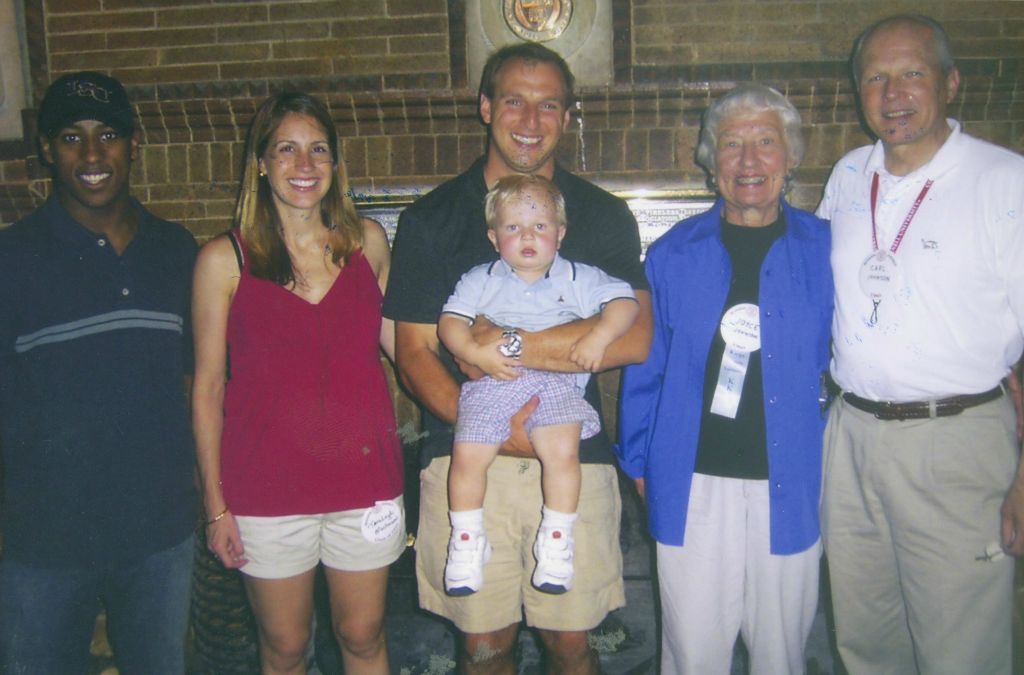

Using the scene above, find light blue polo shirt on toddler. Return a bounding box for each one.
[442,253,635,389]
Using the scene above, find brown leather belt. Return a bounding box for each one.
[834,382,1003,421]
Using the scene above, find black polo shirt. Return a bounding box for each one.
[0,197,197,568]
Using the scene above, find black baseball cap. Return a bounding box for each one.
[37,71,135,137]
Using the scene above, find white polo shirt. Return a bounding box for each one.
[818,120,1024,401]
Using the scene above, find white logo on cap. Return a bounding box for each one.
[66,81,111,103]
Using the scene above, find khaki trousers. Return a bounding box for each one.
[821,395,1016,674]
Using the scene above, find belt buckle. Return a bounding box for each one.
[876,401,902,421]
[933,400,965,418]
[877,401,926,421]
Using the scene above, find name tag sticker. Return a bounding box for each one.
[719,303,760,351]
[361,500,402,543]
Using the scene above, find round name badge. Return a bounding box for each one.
[720,303,760,352]
[360,500,403,543]
[859,250,897,299]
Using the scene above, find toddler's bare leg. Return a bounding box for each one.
[529,423,582,594]
[448,442,501,511]
[529,422,582,513]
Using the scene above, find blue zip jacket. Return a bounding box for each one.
[616,200,833,554]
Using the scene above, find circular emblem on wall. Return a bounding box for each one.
[503,0,573,42]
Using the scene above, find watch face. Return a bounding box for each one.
[499,331,523,358]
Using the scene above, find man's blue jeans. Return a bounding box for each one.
[0,533,194,675]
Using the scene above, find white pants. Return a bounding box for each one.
[657,473,821,675]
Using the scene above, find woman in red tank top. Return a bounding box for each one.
[191,92,403,674]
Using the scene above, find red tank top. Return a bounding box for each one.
[221,234,403,516]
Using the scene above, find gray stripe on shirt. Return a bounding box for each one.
[15,310,183,353]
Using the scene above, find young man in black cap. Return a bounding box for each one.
[0,72,197,673]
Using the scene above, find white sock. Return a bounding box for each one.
[540,506,577,532]
[450,508,485,534]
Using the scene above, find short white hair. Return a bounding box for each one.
[694,83,805,181]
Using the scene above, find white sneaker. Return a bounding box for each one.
[532,527,574,594]
[444,529,492,596]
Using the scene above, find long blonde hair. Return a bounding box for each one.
[234,92,363,285]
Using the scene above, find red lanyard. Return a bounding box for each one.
[870,172,933,254]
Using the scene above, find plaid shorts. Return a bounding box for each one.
[454,369,600,444]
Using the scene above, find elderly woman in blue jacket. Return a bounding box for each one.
[617,83,833,674]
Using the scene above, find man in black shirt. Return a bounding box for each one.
[383,43,651,674]
[0,71,196,674]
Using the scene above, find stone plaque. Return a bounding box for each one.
[503,0,573,42]
[466,0,612,90]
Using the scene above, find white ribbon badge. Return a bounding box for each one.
[709,303,761,419]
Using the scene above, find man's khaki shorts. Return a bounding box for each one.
[416,455,625,633]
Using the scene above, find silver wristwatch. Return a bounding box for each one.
[498,329,523,359]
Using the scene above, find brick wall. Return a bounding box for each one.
[631,0,1022,67]
[1,0,1021,231]
[43,0,450,89]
